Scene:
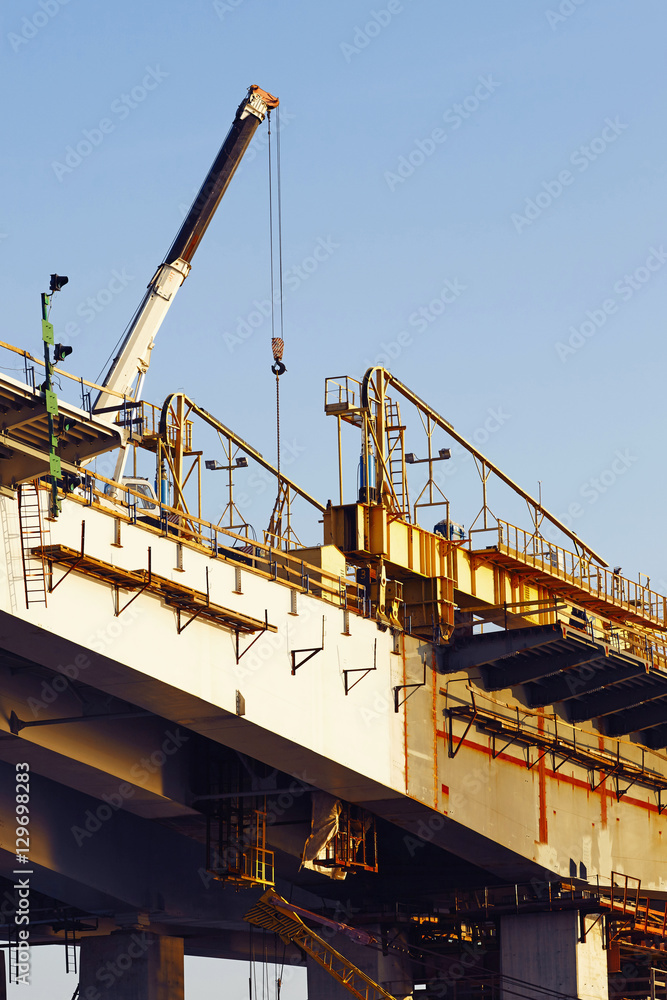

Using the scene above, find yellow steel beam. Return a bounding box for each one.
[360,367,608,567]
[244,891,397,1000]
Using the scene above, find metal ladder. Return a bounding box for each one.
[384,398,410,521]
[17,481,48,608]
[64,918,78,974]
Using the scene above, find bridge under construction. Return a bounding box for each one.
[2,86,667,1000]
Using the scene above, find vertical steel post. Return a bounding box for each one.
[41,293,61,518]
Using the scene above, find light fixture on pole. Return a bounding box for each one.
[405,448,451,465]
[205,456,248,471]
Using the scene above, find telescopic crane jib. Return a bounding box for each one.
[93,85,278,480]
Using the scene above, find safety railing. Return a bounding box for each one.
[0,340,197,453]
[324,375,363,413]
[113,399,193,451]
[0,338,129,416]
[38,474,365,616]
[528,597,666,673]
[472,520,667,632]
[445,878,598,919]
[442,688,667,801]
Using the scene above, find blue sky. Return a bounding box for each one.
[3,0,667,995]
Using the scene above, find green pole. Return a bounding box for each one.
[40,292,61,518]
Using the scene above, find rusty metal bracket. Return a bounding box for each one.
[492,729,521,761]
[290,616,325,675]
[526,747,550,771]
[235,610,270,663]
[343,639,377,695]
[447,694,478,759]
[115,547,152,617]
[177,565,210,634]
[589,769,613,792]
[552,752,573,773]
[614,773,637,802]
[50,520,85,592]
[393,656,427,712]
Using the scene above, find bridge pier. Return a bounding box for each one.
[78,931,184,1000]
[500,911,608,1000]
[305,929,413,1000]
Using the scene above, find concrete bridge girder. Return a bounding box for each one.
[0,663,198,821]
[0,496,664,895]
[0,760,276,930]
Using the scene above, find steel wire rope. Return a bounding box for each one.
[94,296,145,387]
[401,939,583,1000]
[267,108,287,487]
[267,110,280,484]
[326,923,585,1000]
[276,113,285,351]
[267,111,276,349]
[253,905,585,1000]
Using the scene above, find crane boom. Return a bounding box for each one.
[93,84,278,418]
[243,890,398,1000]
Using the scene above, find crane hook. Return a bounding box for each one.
[271,360,286,376]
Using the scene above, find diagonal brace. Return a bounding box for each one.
[291,616,325,675]
[50,520,85,592]
[115,547,151,616]
[344,640,377,695]
[236,610,270,663]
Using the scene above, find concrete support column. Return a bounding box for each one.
[79,931,184,1000]
[306,930,412,1000]
[500,911,608,1000]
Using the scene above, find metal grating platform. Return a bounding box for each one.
[0,372,122,488]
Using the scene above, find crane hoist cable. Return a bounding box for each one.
[267,108,286,477]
